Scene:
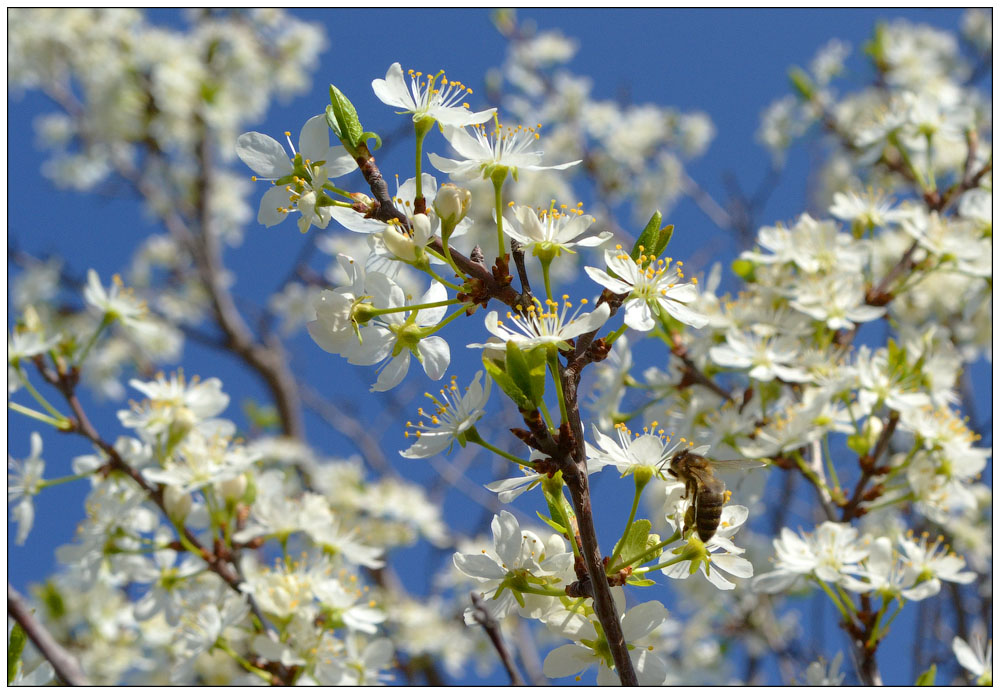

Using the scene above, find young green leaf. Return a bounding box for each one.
[482,356,532,410]
[8,623,27,685]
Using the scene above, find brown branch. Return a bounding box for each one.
[469,592,525,686]
[37,363,275,637]
[841,410,898,521]
[8,582,91,686]
[553,295,638,686]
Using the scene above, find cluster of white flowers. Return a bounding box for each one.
[7,8,990,688]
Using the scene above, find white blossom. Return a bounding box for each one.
[585,247,708,331]
[401,371,491,459]
[372,62,495,127]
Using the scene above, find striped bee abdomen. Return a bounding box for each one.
[695,487,725,543]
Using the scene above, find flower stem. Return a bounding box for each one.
[367,298,461,317]
[604,323,628,346]
[465,427,532,467]
[422,305,469,336]
[866,598,892,648]
[426,244,463,281]
[216,639,273,683]
[75,314,113,366]
[822,434,842,493]
[640,551,693,574]
[540,258,554,301]
[538,400,555,432]
[610,483,643,568]
[815,578,851,621]
[14,365,67,422]
[8,401,69,429]
[518,584,568,597]
[38,471,95,490]
[321,183,354,199]
[424,262,463,291]
[492,173,506,259]
[612,529,681,573]
[413,118,434,201]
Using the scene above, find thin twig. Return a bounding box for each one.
[8,582,91,686]
[469,592,525,686]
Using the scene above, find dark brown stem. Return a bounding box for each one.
[469,592,525,686]
[561,462,637,685]
[8,582,91,686]
[549,294,637,685]
[509,239,535,308]
[841,410,898,521]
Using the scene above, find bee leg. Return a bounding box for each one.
[682,505,696,538]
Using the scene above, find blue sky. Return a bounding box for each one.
[8,8,986,685]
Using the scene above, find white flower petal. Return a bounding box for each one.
[371,352,410,392]
[236,132,291,179]
[417,336,450,381]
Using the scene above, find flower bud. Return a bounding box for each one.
[382,214,433,265]
[163,485,192,522]
[216,473,248,503]
[382,226,418,262]
[434,183,471,228]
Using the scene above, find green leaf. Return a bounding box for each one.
[536,511,568,536]
[8,622,27,685]
[915,664,936,686]
[505,341,533,403]
[625,576,656,587]
[360,131,382,152]
[327,84,364,152]
[540,473,574,541]
[613,519,653,568]
[482,356,532,410]
[525,346,547,405]
[652,224,674,257]
[631,210,662,261]
[788,66,815,101]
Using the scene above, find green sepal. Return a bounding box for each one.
[625,576,656,587]
[631,210,662,262]
[788,66,815,101]
[540,472,574,541]
[915,664,936,686]
[653,224,674,258]
[315,192,337,209]
[327,84,364,154]
[731,258,755,281]
[612,519,652,570]
[482,355,532,410]
[360,131,382,152]
[8,622,27,685]
[536,511,568,536]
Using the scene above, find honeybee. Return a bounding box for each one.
[666,449,765,543]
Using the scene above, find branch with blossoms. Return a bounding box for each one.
[8,8,991,688]
[229,54,767,684]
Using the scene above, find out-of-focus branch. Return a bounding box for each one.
[469,592,525,686]
[300,383,395,476]
[8,582,91,686]
[681,170,734,232]
[514,619,547,686]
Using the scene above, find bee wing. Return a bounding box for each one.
[710,458,767,471]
